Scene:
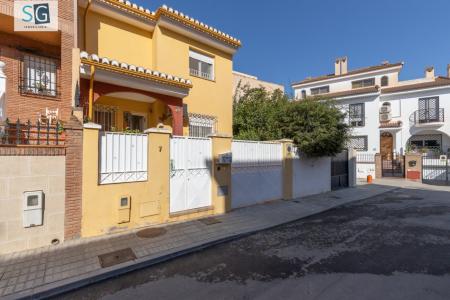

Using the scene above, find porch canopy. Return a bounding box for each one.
[79,52,192,135]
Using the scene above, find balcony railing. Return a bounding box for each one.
[0,119,65,146]
[189,68,213,80]
[409,108,444,126]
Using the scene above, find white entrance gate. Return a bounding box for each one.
[231,140,283,208]
[170,136,212,213]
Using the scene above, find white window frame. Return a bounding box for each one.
[189,50,215,80]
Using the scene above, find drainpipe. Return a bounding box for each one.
[88,65,95,121]
[0,61,6,122]
[83,0,92,51]
[84,0,94,120]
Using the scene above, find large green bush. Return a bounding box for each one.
[233,86,349,157]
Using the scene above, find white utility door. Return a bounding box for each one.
[170,136,212,213]
[231,140,283,208]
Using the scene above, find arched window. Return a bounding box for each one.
[381,76,389,87]
[301,90,306,99]
[382,102,391,108]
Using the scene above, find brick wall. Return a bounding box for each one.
[64,116,83,240]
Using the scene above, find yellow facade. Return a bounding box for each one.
[79,2,240,237]
[79,5,235,135]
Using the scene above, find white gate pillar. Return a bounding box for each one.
[0,61,6,122]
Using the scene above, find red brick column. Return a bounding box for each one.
[64,116,83,240]
[168,103,183,136]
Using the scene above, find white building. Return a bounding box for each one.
[292,57,450,157]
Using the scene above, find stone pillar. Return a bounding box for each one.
[348,148,357,187]
[405,153,422,181]
[145,128,171,220]
[279,139,294,200]
[375,153,382,179]
[209,134,233,213]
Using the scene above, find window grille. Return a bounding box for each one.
[20,54,58,97]
[349,103,365,127]
[347,136,368,151]
[94,105,118,132]
[188,113,217,138]
[408,134,442,153]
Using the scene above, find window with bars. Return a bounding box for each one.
[351,78,375,89]
[310,85,329,95]
[94,105,118,132]
[21,54,57,97]
[347,136,368,151]
[349,103,365,127]
[188,113,217,138]
[189,50,214,80]
[408,134,442,152]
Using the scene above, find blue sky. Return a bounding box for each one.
[133,0,450,94]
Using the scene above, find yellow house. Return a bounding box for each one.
[77,0,241,237]
[78,0,240,136]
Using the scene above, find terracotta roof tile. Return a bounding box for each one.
[293,62,403,86]
[381,77,450,94]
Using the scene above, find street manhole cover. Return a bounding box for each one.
[136,227,167,239]
[98,248,136,268]
[199,217,222,225]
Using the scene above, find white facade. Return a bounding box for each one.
[292,59,450,157]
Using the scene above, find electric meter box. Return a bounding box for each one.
[23,191,44,228]
[218,152,232,165]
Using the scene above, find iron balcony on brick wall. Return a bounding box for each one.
[409,108,444,126]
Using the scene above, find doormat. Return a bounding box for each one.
[98,248,137,268]
[199,217,222,225]
[136,227,167,239]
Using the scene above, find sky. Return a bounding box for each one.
[133,0,450,94]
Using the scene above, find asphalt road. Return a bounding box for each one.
[56,187,450,300]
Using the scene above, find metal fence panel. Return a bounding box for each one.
[99,132,148,184]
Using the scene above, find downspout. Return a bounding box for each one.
[88,65,95,121]
[84,0,95,120]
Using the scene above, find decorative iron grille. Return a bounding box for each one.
[0,119,64,146]
[407,134,443,154]
[188,113,217,138]
[20,54,58,97]
[349,103,365,127]
[94,105,118,132]
[347,136,368,151]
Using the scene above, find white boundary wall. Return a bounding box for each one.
[293,151,331,198]
[356,152,376,179]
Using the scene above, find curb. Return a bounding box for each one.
[10,187,396,300]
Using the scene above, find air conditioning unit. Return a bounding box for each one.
[379,113,392,122]
[379,106,391,113]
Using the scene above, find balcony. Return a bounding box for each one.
[409,108,444,127]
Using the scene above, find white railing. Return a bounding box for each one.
[0,61,6,122]
[189,68,213,80]
[232,140,282,168]
[99,132,148,184]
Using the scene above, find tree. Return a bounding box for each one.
[233,85,288,141]
[233,85,349,157]
[280,98,349,157]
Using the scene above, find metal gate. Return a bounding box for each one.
[422,154,450,186]
[382,153,404,177]
[231,140,283,208]
[170,136,212,213]
[331,150,349,190]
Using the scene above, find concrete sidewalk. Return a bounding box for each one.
[0,184,396,299]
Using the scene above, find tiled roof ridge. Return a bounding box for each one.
[80,51,193,88]
[293,62,404,86]
[98,0,241,47]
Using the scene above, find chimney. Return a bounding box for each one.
[335,58,341,76]
[447,64,450,78]
[425,66,435,79]
[334,57,348,76]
